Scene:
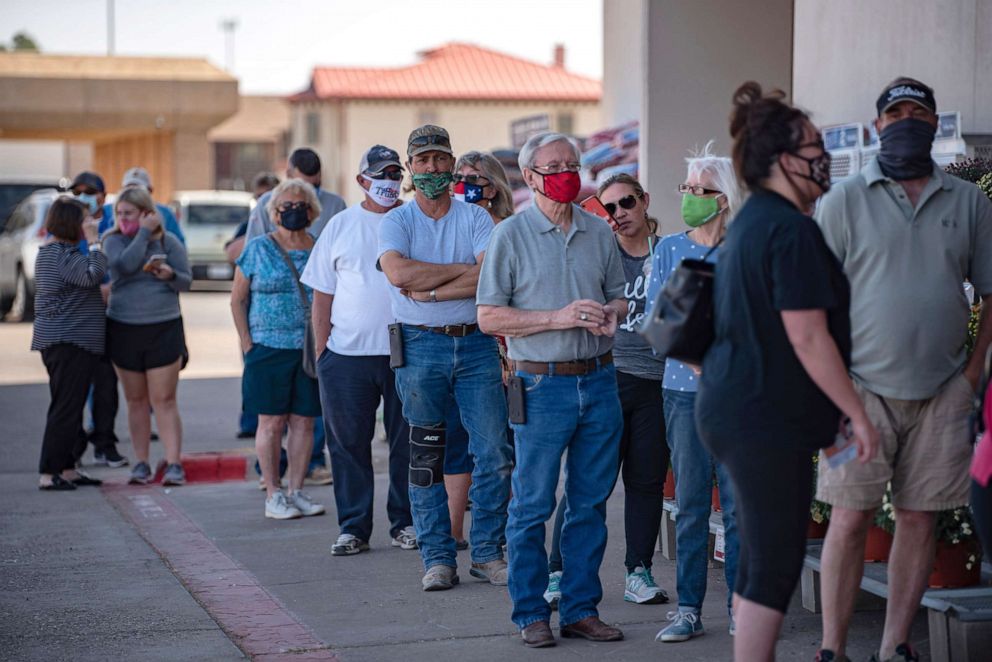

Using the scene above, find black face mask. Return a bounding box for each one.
[280,207,309,231]
[787,151,832,194]
[877,118,936,180]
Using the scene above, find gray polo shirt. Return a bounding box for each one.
[477,203,625,362]
[816,157,992,400]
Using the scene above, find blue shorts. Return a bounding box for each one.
[243,344,321,417]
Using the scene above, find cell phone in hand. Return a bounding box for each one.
[821,417,857,469]
[579,195,619,231]
[143,254,167,272]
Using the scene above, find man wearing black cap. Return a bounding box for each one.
[301,145,418,556]
[378,125,512,591]
[814,78,992,662]
[69,171,128,468]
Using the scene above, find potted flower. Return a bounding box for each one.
[929,507,982,588]
[808,454,830,538]
[864,489,895,562]
[664,464,675,500]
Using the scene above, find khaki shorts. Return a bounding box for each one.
[816,374,974,512]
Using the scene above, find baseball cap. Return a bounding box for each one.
[360,145,403,176]
[121,166,152,189]
[70,171,105,193]
[876,79,936,116]
[407,125,453,158]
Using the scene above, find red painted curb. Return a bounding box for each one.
[150,452,249,484]
[103,485,338,660]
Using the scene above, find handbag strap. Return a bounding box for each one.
[701,236,724,262]
[267,233,311,313]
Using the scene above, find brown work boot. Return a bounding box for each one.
[560,616,624,642]
[521,621,556,648]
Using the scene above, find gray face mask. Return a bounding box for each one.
[877,118,936,180]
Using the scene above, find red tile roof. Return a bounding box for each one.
[290,43,601,103]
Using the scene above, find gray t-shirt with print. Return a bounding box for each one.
[614,241,665,380]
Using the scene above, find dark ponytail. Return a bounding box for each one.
[729,81,810,190]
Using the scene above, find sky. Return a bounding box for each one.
[2,0,604,95]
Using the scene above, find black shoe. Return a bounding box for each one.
[236,429,256,439]
[150,432,159,441]
[40,475,76,491]
[455,539,469,551]
[70,471,103,487]
[94,447,129,468]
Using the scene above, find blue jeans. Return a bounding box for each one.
[309,415,327,470]
[663,388,739,611]
[393,326,512,570]
[507,364,622,629]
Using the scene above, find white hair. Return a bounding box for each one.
[518,132,582,172]
[685,140,743,217]
[266,178,322,221]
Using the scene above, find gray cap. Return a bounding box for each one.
[407,125,453,158]
[360,145,403,175]
[121,166,152,189]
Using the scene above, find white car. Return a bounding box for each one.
[0,188,62,320]
[172,190,254,280]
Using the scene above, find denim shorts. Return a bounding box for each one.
[243,344,321,417]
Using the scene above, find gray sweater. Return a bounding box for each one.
[104,227,191,324]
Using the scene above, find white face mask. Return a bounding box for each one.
[362,175,402,207]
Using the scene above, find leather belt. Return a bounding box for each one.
[412,323,479,337]
[514,351,613,376]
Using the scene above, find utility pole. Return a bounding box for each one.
[220,18,238,73]
[107,0,115,55]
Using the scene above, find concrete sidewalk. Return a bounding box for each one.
[0,375,926,660]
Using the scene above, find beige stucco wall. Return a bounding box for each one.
[291,99,601,205]
[793,0,992,135]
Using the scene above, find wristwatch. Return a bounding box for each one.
[429,289,438,303]
[88,242,102,252]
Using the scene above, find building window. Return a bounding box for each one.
[305,112,320,144]
[557,112,574,135]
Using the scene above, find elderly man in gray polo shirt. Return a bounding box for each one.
[814,77,992,662]
[478,132,627,648]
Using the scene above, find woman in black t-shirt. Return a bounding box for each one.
[695,82,880,662]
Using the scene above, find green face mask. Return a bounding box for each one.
[681,193,723,227]
[412,171,454,200]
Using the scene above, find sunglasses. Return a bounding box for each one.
[452,173,490,186]
[678,184,722,196]
[367,169,404,181]
[409,134,451,149]
[277,201,311,213]
[603,195,639,216]
[72,187,100,196]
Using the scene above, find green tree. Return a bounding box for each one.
[1,32,41,52]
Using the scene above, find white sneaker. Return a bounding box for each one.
[265,492,302,520]
[391,525,418,550]
[288,490,325,517]
[624,565,669,604]
[331,533,370,556]
[543,570,562,609]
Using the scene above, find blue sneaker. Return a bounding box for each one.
[655,610,704,643]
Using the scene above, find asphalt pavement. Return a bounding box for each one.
[0,292,926,660]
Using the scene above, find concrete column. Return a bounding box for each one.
[640,0,794,235]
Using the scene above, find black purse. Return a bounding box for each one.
[638,242,720,364]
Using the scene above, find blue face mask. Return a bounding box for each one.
[76,193,100,214]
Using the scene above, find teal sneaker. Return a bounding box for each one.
[655,610,704,643]
[543,571,562,610]
[624,565,669,604]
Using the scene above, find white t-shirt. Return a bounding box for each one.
[301,203,394,355]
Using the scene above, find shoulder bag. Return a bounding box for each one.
[268,234,318,379]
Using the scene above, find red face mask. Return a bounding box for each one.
[536,171,581,204]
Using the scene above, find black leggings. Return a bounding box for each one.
[40,344,99,475]
[714,441,813,613]
[549,371,669,572]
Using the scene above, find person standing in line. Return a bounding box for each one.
[478,132,627,647]
[231,179,326,520]
[815,78,992,662]
[69,171,128,468]
[543,172,672,611]
[378,125,513,592]
[103,187,193,487]
[695,82,878,662]
[100,167,186,245]
[647,148,742,643]
[32,198,107,490]
[301,145,418,553]
[243,149,347,487]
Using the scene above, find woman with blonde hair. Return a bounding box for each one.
[104,186,191,486]
[231,178,325,520]
[453,151,515,222]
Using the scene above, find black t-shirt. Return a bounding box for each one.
[695,189,851,452]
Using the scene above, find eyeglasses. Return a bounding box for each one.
[452,173,490,186]
[367,169,404,181]
[603,195,640,216]
[277,201,311,213]
[72,187,100,196]
[678,184,722,196]
[532,162,581,174]
[409,134,451,149]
